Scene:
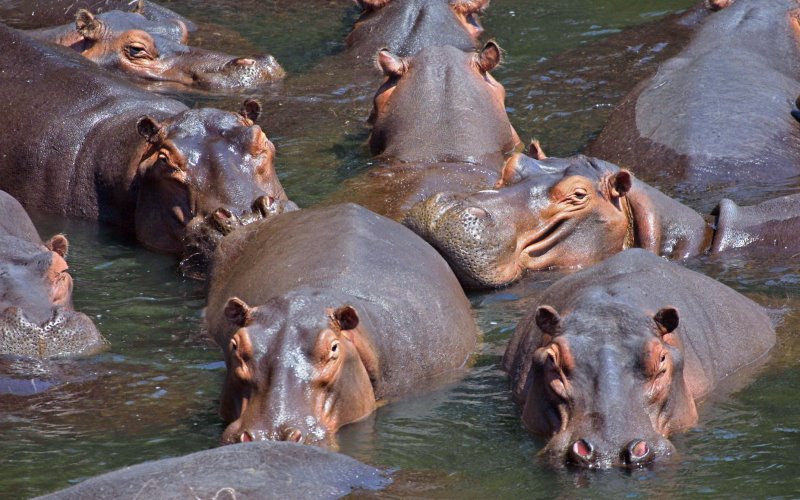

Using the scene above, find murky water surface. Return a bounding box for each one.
[2,0,800,497]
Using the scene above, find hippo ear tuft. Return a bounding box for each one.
[477,40,501,72]
[528,139,547,160]
[535,306,561,336]
[376,49,407,78]
[46,235,69,258]
[654,307,679,335]
[333,305,360,331]
[239,100,262,123]
[611,170,633,197]
[225,297,253,327]
[136,116,163,144]
[75,9,102,40]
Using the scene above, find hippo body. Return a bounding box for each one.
[588,0,800,195]
[503,249,775,468]
[0,25,289,254]
[37,441,388,499]
[405,152,800,288]
[206,204,478,445]
[0,190,106,360]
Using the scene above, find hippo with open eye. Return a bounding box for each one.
[404,151,800,288]
[0,25,291,256]
[0,191,106,360]
[503,249,775,469]
[205,204,478,446]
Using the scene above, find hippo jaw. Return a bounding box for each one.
[218,297,378,447]
[0,306,106,360]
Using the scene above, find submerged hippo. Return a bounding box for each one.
[206,204,477,445]
[29,10,285,91]
[347,0,487,60]
[0,191,106,360]
[0,26,290,254]
[405,152,800,288]
[588,0,800,195]
[503,249,775,468]
[327,42,520,219]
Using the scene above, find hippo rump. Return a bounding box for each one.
[404,152,800,288]
[27,9,285,91]
[588,0,800,196]
[36,441,389,499]
[326,42,520,220]
[0,25,290,255]
[0,190,106,360]
[205,204,478,445]
[347,0,488,61]
[503,249,775,468]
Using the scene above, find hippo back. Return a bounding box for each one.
[0,190,40,243]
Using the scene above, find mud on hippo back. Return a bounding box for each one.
[28,9,284,92]
[0,191,105,360]
[503,249,775,468]
[205,204,478,445]
[405,151,800,288]
[0,25,291,256]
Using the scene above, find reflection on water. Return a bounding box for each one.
[2,0,800,497]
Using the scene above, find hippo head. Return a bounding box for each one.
[133,100,289,254]
[218,293,379,446]
[368,41,520,164]
[404,153,634,288]
[72,10,284,90]
[515,302,697,468]
[0,235,106,359]
[351,0,489,55]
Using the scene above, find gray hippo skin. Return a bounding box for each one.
[503,249,775,468]
[0,191,106,360]
[0,25,290,254]
[36,441,389,500]
[588,0,800,193]
[206,204,478,445]
[405,152,800,288]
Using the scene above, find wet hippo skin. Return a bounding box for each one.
[503,249,775,468]
[0,191,106,360]
[206,204,478,445]
[405,152,800,288]
[0,25,290,255]
[588,0,800,194]
[36,441,389,499]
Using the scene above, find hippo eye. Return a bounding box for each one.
[330,340,340,360]
[230,338,238,352]
[573,189,588,200]
[126,43,151,59]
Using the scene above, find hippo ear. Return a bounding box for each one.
[476,40,502,73]
[376,49,408,78]
[239,100,262,123]
[136,116,164,144]
[496,153,541,188]
[535,306,561,336]
[225,297,253,327]
[357,0,391,10]
[528,139,547,160]
[45,235,69,258]
[610,170,633,198]
[132,0,145,13]
[75,10,103,40]
[333,306,360,331]
[654,307,679,335]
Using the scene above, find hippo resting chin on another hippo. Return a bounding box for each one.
[588,0,800,195]
[0,191,106,360]
[503,249,775,469]
[28,9,285,92]
[0,25,291,255]
[405,152,800,288]
[205,204,478,445]
[36,441,389,499]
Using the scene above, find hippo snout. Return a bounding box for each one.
[0,306,106,359]
[559,434,672,469]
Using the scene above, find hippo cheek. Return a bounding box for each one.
[135,171,193,254]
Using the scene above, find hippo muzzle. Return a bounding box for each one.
[0,306,107,359]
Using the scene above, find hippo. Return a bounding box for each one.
[346,0,488,61]
[28,10,285,91]
[326,42,520,219]
[404,152,800,288]
[0,190,106,360]
[37,441,389,499]
[502,249,775,468]
[588,0,800,197]
[0,25,290,255]
[205,204,478,445]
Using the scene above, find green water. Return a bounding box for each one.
[2,0,800,497]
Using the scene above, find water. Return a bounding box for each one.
[2,0,800,497]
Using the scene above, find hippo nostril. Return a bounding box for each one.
[214,208,233,220]
[282,428,302,443]
[432,192,452,205]
[240,431,254,443]
[570,439,595,463]
[465,207,488,219]
[625,439,653,465]
[253,195,275,217]
[234,58,256,67]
